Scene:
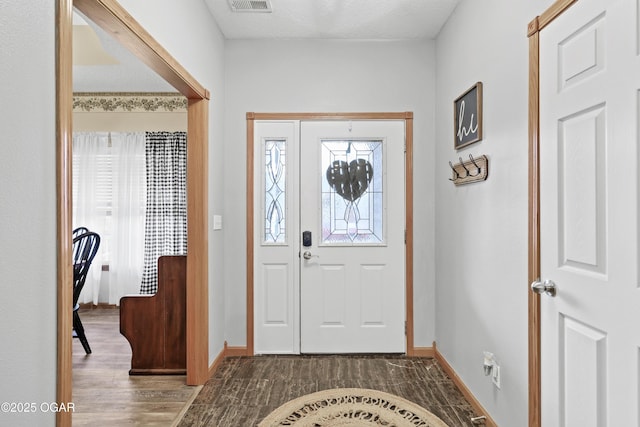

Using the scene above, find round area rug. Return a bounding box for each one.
[258,388,450,427]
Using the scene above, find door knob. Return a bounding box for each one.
[531,279,557,297]
[302,251,318,260]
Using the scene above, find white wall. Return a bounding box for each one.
[117,0,227,362]
[0,1,57,425]
[224,39,437,348]
[73,111,187,132]
[434,0,554,425]
[0,1,569,423]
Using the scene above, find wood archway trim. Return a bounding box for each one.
[527,1,578,426]
[246,112,415,356]
[56,0,210,425]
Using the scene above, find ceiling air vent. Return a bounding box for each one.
[228,0,273,13]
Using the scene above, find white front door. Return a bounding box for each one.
[252,119,406,354]
[539,0,640,424]
[299,120,405,353]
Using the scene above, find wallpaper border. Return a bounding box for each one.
[73,92,187,112]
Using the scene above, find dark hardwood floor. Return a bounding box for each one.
[72,306,199,426]
[73,307,480,426]
[180,356,480,426]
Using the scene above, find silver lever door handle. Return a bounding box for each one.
[531,279,557,297]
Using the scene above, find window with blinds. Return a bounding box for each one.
[72,137,146,264]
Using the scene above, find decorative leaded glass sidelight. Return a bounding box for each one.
[263,138,287,244]
[321,139,384,245]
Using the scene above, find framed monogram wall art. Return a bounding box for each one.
[453,82,483,150]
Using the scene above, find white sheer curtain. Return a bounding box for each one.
[73,131,146,305]
[110,132,146,303]
[73,132,108,304]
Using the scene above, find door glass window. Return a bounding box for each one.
[321,139,384,245]
[263,138,287,244]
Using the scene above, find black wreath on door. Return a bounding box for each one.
[325,159,373,202]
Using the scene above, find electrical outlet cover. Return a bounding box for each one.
[492,365,501,389]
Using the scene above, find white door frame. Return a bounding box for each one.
[528,1,582,426]
[246,112,416,356]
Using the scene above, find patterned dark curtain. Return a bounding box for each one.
[140,131,187,294]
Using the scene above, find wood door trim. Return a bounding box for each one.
[246,112,415,355]
[186,97,210,385]
[249,112,413,121]
[246,116,255,356]
[56,1,73,425]
[404,113,415,355]
[73,0,209,100]
[538,0,578,32]
[527,2,579,426]
[57,0,210,423]
[527,27,542,427]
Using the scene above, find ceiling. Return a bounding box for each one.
[73,11,175,93]
[73,0,460,92]
[205,0,460,40]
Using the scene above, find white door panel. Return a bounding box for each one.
[540,0,640,424]
[253,121,300,354]
[299,120,405,353]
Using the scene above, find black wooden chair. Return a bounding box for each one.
[72,227,90,265]
[72,231,100,354]
[72,226,89,239]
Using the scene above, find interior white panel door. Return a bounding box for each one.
[539,0,640,424]
[299,120,405,353]
[253,121,300,354]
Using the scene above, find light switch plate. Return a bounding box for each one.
[213,215,223,230]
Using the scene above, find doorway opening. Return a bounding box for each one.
[57,1,210,424]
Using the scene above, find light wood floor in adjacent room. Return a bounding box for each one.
[72,306,199,426]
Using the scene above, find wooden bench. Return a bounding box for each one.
[119,255,186,375]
